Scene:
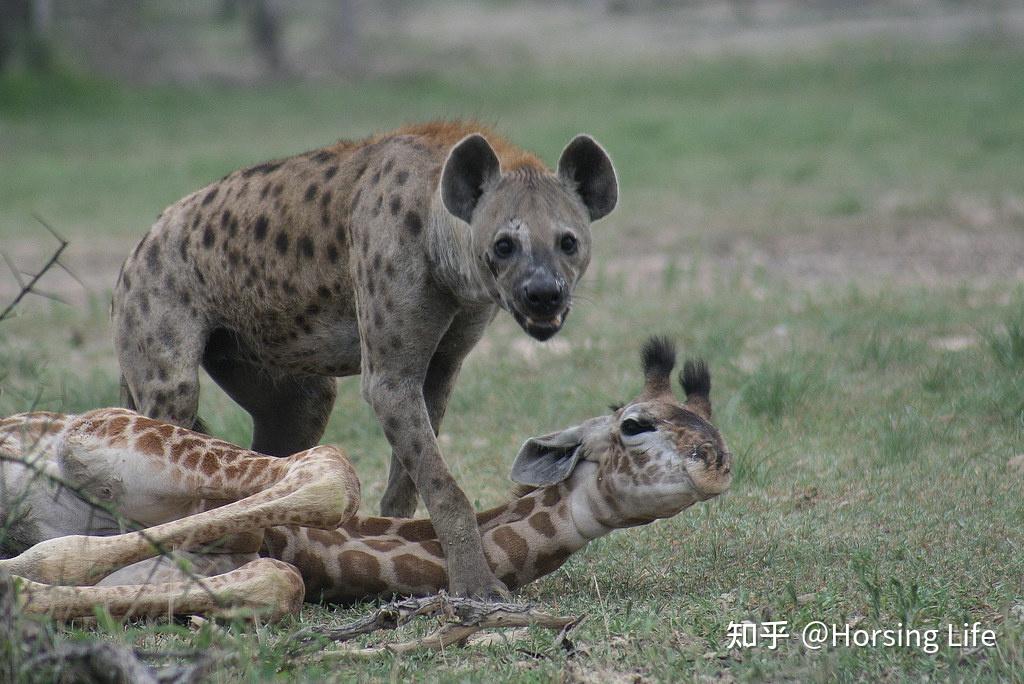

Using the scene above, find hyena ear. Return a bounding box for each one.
[441,134,501,224]
[510,425,586,487]
[557,135,618,221]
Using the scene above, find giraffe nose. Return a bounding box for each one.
[521,275,565,317]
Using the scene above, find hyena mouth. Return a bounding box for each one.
[512,308,569,342]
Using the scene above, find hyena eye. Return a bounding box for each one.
[493,237,517,258]
[559,234,578,255]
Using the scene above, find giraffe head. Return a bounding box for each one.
[510,337,732,534]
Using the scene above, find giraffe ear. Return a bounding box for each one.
[510,425,585,487]
[640,335,676,400]
[680,359,712,420]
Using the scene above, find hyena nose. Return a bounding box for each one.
[522,276,565,316]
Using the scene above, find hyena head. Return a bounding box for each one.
[440,134,617,341]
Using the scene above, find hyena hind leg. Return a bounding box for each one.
[116,319,206,431]
[119,375,137,411]
[202,330,336,456]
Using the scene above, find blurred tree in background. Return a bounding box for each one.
[0,0,53,72]
[0,0,1015,83]
[0,0,363,82]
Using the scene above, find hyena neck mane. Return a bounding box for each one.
[379,120,547,172]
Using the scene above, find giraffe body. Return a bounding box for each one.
[110,121,618,599]
[0,339,731,616]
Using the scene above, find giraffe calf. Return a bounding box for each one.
[0,337,731,616]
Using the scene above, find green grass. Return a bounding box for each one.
[3,37,1024,682]
[3,39,1024,242]
[738,356,821,421]
[987,307,1024,371]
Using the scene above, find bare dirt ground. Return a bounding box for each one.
[60,2,1024,82]
[388,2,1024,69]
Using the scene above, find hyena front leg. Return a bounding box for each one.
[379,307,492,518]
[361,307,507,598]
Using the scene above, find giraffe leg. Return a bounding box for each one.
[13,557,305,622]
[0,410,361,585]
[96,550,260,586]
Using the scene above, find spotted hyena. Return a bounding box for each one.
[111,121,618,597]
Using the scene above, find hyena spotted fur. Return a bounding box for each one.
[111,120,618,597]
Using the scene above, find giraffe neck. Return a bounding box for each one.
[264,473,613,603]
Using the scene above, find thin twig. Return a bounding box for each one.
[1,251,26,288]
[0,219,69,322]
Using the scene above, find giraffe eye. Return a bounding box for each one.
[621,417,655,436]
[691,442,717,462]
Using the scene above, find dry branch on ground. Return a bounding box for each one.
[292,592,581,659]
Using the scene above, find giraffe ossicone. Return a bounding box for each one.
[0,337,731,620]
